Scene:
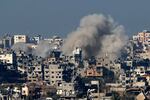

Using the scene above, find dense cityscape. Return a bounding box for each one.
[1,1,150,100]
[0,27,149,100]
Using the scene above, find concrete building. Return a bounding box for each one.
[81,65,103,77]
[44,63,63,86]
[133,82,146,87]
[134,66,145,76]
[0,52,15,64]
[33,35,42,44]
[136,92,145,100]
[133,30,150,45]
[13,35,27,44]
[119,70,126,86]
[2,35,13,48]
[27,64,44,82]
[56,82,75,97]
[21,83,42,99]
[22,84,29,97]
[139,52,150,59]
[72,47,82,62]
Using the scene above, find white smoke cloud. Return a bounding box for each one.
[12,40,54,58]
[32,40,54,58]
[62,14,128,59]
[11,43,32,53]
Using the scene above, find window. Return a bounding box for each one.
[23,91,25,93]
[51,76,54,78]
[59,71,61,74]
[45,71,49,73]
[70,90,72,94]
[69,84,72,86]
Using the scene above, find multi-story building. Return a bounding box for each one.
[133,30,150,45]
[2,35,13,48]
[33,35,42,44]
[72,47,82,63]
[134,66,145,76]
[81,66,103,77]
[44,63,63,86]
[27,64,44,82]
[0,52,15,64]
[22,84,29,97]
[13,35,27,44]
[57,82,76,98]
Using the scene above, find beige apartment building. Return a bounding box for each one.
[133,30,150,45]
[27,65,43,82]
[44,63,63,86]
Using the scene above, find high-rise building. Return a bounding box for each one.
[44,62,63,86]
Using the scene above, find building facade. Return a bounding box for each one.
[14,35,27,44]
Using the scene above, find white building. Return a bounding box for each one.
[22,84,29,96]
[13,35,27,44]
[33,35,42,44]
[0,53,14,64]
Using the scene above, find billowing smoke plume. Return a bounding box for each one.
[32,40,54,58]
[62,14,128,59]
[12,40,54,58]
[12,43,32,54]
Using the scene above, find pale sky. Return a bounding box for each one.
[0,0,150,37]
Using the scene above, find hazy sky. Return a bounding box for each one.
[0,0,150,37]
